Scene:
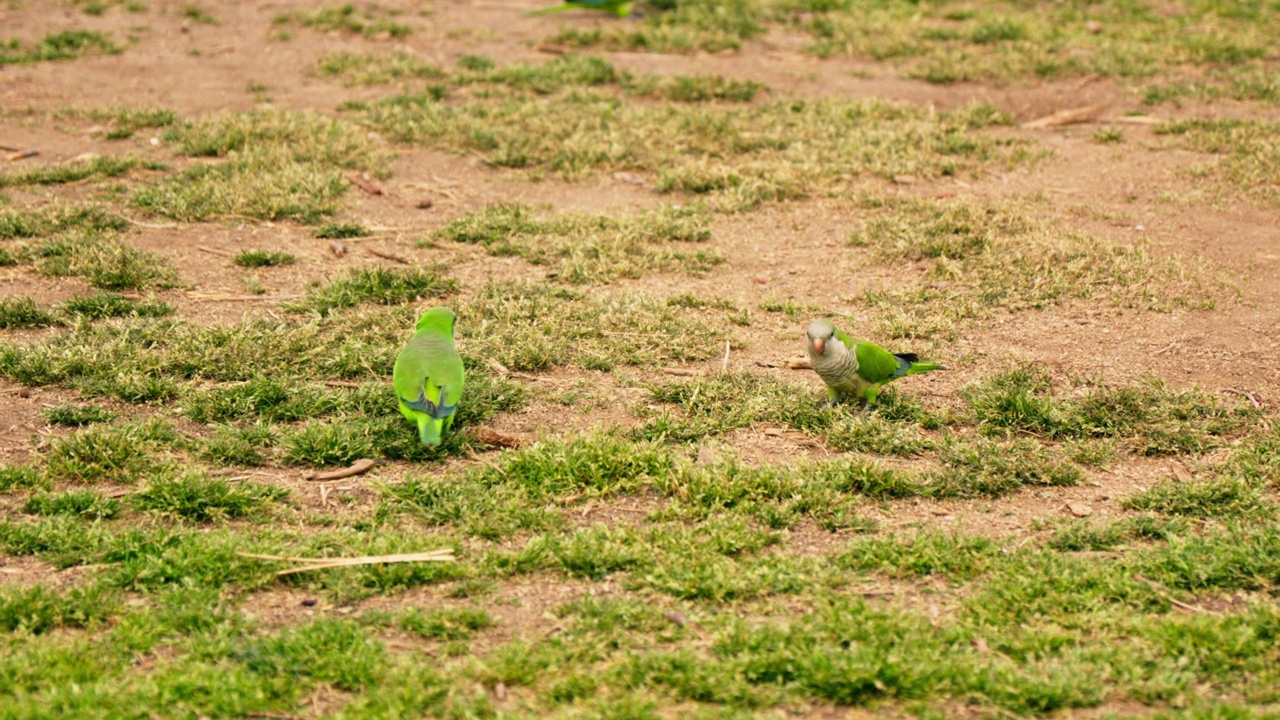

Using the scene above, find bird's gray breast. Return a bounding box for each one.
[811,344,858,386]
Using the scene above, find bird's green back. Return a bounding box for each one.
[393,332,464,406]
[852,336,903,384]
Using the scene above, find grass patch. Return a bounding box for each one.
[851,197,1216,339]
[61,292,173,319]
[135,110,392,223]
[0,297,57,330]
[273,4,412,39]
[360,92,1017,207]
[132,471,287,522]
[399,606,495,640]
[0,584,118,633]
[0,155,136,188]
[0,465,44,493]
[1156,118,1280,205]
[1123,476,1270,518]
[966,367,1257,454]
[0,205,127,239]
[233,249,296,268]
[547,0,765,54]
[295,266,457,316]
[36,233,178,290]
[42,404,117,427]
[322,52,765,102]
[0,30,120,65]
[435,203,720,283]
[785,0,1278,87]
[461,282,727,372]
[23,489,121,520]
[41,419,178,484]
[311,222,371,239]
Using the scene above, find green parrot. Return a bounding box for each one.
[393,307,465,447]
[805,319,943,406]
[527,0,634,18]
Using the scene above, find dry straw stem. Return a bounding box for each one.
[238,549,456,575]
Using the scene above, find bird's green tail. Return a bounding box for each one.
[905,362,944,375]
[417,416,443,447]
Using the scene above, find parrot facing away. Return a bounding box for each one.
[805,319,943,406]
[393,307,465,447]
[527,0,634,18]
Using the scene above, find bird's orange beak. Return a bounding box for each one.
[811,337,825,355]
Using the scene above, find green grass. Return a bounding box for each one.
[3,22,1279,710]
[61,292,174,319]
[547,0,765,54]
[131,471,287,522]
[273,4,412,39]
[435,203,720,283]
[359,91,1018,207]
[0,205,128,239]
[850,196,1217,339]
[966,366,1258,454]
[134,110,392,223]
[0,30,120,65]
[0,155,136,188]
[0,583,119,633]
[0,464,45,493]
[398,606,494,640]
[311,222,371,239]
[232,249,296,268]
[23,489,122,520]
[1156,118,1280,205]
[35,233,178,290]
[0,297,57,330]
[321,51,766,102]
[295,266,457,316]
[41,418,179,484]
[42,404,117,427]
[536,0,1280,104]
[181,5,218,24]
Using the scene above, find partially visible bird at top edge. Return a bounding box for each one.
[526,0,635,18]
[393,307,466,447]
[805,318,944,406]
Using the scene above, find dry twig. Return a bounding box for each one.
[305,459,376,482]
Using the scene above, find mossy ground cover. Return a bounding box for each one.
[0,1,1277,717]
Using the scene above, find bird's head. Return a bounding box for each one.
[806,319,835,356]
[416,306,458,337]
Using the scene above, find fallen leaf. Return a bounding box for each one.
[365,247,412,264]
[346,173,383,196]
[1067,501,1093,518]
[1022,103,1108,129]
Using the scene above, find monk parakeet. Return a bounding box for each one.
[393,307,465,447]
[527,0,634,18]
[806,319,943,405]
